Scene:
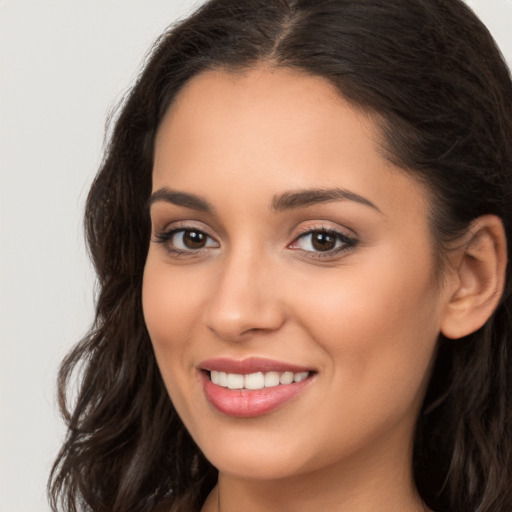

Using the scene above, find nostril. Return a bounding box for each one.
[204,267,286,341]
[205,308,286,342]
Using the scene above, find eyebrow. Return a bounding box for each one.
[271,188,382,213]
[147,188,213,212]
[147,186,381,215]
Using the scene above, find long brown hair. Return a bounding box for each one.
[49,1,512,511]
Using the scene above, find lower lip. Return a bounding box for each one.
[201,372,313,418]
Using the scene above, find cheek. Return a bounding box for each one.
[142,256,205,345]
[141,257,205,387]
[142,257,210,427]
[291,248,441,411]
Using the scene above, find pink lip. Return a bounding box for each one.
[198,357,315,418]
[199,357,312,374]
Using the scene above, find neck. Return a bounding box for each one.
[201,415,429,512]
[205,448,428,512]
[213,472,426,512]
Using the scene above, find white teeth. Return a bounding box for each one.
[264,371,280,387]
[209,370,310,390]
[218,371,228,387]
[227,373,244,389]
[279,372,294,385]
[244,372,265,390]
[294,371,309,383]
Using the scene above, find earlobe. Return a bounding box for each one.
[440,215,507,340]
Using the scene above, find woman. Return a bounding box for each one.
[48,1,512,511]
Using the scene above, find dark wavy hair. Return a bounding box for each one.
[48,1,512,511]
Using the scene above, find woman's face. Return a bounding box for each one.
[143,67,452,481]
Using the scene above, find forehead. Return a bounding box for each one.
[167,65,344,118]
[155,67,371,179]
[152,66,429,222]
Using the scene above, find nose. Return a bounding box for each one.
[204,249,286,341]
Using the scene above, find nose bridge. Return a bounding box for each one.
[205,242,284,340]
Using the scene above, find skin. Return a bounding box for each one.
[142,66,458,512]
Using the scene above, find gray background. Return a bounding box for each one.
[1,1,511,510]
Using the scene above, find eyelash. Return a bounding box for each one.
[153,225,358,258]
[288,226,358,258]
[154,227,219,256]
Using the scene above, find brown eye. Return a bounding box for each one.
[182,230,207,249]
[288,228,357,256]
[311,232,337,252]
[154,228,219,252]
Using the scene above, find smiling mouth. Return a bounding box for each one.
[200,360,315,417]
[208,370,311,390]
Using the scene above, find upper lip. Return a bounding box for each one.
[199,357,313,374]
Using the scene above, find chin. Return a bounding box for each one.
[208,451,312,481]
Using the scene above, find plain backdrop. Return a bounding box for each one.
[1,1,511,511]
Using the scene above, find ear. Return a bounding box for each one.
[441,215,507,340]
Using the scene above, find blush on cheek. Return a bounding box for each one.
[143,262,182,333]
[142,263,207,384]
